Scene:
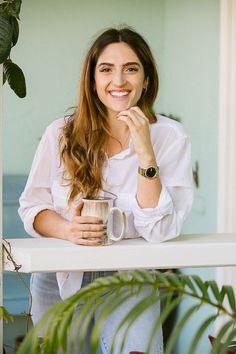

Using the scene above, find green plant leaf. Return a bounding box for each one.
[147,294,182,353]
[152,271,171,287]
[3,70,6,84]
[71,295,101,352]
[6,0,22,19]
[224,285,236,312]
[167,272,185,289]
[18,327,41,354]
[218,328,236,354]
[192,275,209,299]
[211,319,236,354]
[206,280,222,303]
[0,1,9,13]
[91,291,134,353]
[187,314,218,354]
[0,13,12,63]
[17,270,236,354]
[165,303,200,354]
[112,292,159,353]
[9,15,19,46]
[182,274,197,294]
[43,317,61,354]
[3,59,26,97]
[0,306,14,323]
[39,300,73,354]
[57,306,76,353]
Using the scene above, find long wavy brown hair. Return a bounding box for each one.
[60,26,159,204]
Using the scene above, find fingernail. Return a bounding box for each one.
[103,231,107,236]
[103,225,107,229]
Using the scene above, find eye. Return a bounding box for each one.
[99,67,112,73]
[125,67,139,73]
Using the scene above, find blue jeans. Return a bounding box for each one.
[30,272,163,354]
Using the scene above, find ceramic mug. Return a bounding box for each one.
[81,196,125,245]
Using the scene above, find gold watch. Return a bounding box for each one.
[138,165,159,179]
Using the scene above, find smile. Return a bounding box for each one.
[109,91,130,97]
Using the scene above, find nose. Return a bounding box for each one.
[113,70,126,86]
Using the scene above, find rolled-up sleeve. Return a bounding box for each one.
[131,136,194,243]
[18,126,56,238]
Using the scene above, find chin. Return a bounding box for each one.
[112,103,134,112]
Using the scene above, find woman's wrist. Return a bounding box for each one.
[138,152,157,167]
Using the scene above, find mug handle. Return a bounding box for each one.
[109,207,125,241]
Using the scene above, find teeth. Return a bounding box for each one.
[110,91,129,97]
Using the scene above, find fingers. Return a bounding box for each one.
[79,229,106,238]
[74,215,103,224]
[70,218,106,236]
[75,238,105,246]
[129,106,147,118]
[117,106,147,119]
[117,107,148,127]
[116,107,153,158]
[68,215,107,246]
[117,109,149,136]
[74,201,83,216]
[70,229,107,246]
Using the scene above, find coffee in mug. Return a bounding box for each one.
[81,195,125,245]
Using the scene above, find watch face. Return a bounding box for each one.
[146,167,157,178]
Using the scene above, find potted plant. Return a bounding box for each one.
[17,269,236,354]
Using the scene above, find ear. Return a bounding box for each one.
[143,77,149,90]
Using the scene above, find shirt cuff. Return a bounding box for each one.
[23,205,55,238]
[131,185,173,225]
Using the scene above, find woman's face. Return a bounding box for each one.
[94,42,146,119]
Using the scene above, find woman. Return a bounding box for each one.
[19,27,194,354]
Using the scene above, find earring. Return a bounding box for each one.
[143,78,149,93]
[142,86,147,93]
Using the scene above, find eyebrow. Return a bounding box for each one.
[97,61,141,68]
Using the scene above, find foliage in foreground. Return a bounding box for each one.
[0,305,13,323]
[0,0,26,97]
[18,270,236,354]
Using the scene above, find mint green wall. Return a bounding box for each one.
[159,1,220,354]
[160,0,220,235]
[3,1,220,353]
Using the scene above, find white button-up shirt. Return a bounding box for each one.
[19,114,194,298]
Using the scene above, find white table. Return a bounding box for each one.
[3,233,236,273]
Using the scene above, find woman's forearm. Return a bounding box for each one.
[33,209,70,240]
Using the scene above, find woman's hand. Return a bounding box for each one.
[68,201,106,246]
[117,106,156,164]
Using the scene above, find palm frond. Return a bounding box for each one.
[146,293,182,353]
[110,291,160,353]
[165,303,201,354]
[211,320,236,354]
[218,328,236,354]
[18,270,236,354]
[187,314,218,354]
